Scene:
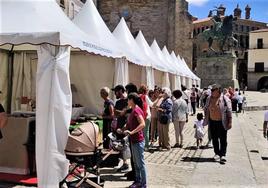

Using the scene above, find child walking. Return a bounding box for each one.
[194,113,205,149]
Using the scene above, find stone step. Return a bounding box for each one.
[244,106,268,111]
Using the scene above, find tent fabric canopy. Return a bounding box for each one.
[72,0,129,86]
[0,0,128,187]
[72,0,124,58]
[162,46,183,76]
[135,31,166,72]
[0,0,123,58]
[150,40,176,75]
[113,18,150,67]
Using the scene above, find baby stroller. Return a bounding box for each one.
[60,121,128,188]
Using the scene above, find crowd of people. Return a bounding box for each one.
[98,82,252,187]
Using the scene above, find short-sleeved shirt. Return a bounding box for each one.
[264,111,268,122]
[103,99,114,118]
[126,106,144,143]
[115,98,128,128]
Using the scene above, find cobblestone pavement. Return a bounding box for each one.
[1,92,268,188]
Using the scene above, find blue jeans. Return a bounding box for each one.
[131,141,147,184]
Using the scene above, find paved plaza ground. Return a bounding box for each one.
[1,91,268,188]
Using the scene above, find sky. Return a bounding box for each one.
[187,0,268,23]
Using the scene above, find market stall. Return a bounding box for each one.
[113,18,152,87]
[0,1,124,187]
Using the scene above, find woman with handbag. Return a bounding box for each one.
[203,84,232,164]
[157,87,173,151]
[172,90,188,148]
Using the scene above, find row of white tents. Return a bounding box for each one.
[0,0,200,187]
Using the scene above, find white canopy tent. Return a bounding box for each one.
[113,18,152,87]
[151,40,175,88]
[179,56,200,87]
[170,51,189,88]
[73,0,128,87]
[176,55,200,88]
[181,58,201,87]
[0,0,124,187]
[162,46,182,91]
[135,31,167,89]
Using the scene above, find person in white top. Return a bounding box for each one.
[194,113,205,149]
[263,111,268,140]
[237,92,244,113]
[172,90,188,148]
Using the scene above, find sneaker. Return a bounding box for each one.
[220,157,226,165]
[173,143,180,148]
[117,163,129,172]
[213,154,220,161]
[129,182,141,188]
[220,156,227,162]
[206,141,212,148]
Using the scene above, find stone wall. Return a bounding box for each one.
[98,0,193,68]
[98,0,169,48]
[173,0,193,69]
[197,54,239,88]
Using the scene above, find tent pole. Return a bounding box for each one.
[7,45,14,114]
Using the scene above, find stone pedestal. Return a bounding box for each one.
[197,53,239,88]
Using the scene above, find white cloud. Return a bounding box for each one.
[186,0,210,7]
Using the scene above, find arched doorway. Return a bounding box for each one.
[257,76,268,91]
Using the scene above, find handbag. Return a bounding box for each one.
[160,113,169,124]
[223,96,232,130]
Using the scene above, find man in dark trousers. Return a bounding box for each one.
[112,85,130,172]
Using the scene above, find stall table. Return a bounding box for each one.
[0,117,35,175]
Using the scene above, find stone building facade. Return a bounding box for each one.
[248,29,268,90]
[192,4,267,88]
[56,0,85,19]
[97,0,194,68]
[56,0,193,68]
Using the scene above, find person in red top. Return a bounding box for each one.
[118,93,147,188]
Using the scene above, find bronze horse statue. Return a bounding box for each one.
[200,15,238,52]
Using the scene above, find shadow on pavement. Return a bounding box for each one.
[181,157,217,163]
[184,145,211,150]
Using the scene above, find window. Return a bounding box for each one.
[70,2,75,19]
[197,28,200,34]
[251,27,255,31]
[257,38,263,49]
[240,35,244,48]
[246,26,250,32]
[255,62,264,72]
[245,36,249,48]
[241,25,244,32]
[235,24,238,31]
[60,0,65,8]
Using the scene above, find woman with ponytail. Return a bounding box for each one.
[117,92,147,188]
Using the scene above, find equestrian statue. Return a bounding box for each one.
[200,7,238,53]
